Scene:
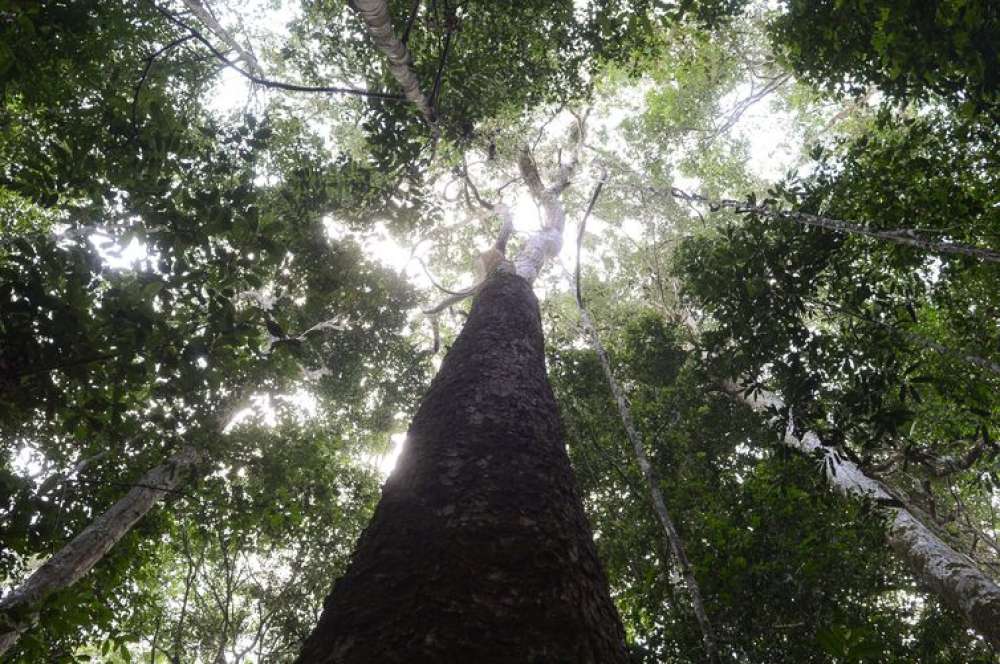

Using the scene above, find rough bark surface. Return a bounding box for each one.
[725,381,1000,647]
[0,445,204,656]
[297,270,628,663]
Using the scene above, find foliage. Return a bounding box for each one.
[1,0,998,660]
[770,0,1000,118]
[547,285,995,661]
[674,105,999,656]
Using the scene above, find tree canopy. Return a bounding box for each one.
[1,0,998,661]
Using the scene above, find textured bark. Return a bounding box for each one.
[0,446,205,656]
[577,307,720,663]
[298,270,628,663]
[352,0,437,130]
[725,382,1000,647]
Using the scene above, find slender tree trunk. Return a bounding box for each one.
[0,445,204,657]
[297,269,628,663]
[725,381,1000,647]
[577,306,720,663]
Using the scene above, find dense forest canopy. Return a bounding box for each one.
[0,0,997,661]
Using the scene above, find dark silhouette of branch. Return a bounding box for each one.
[575,167,607,307]
[806,297,1000,376]
[400,0,422,45]
[132,34,196,135]
[153,3,405,100]
[430,29,452,108]
[666,184,1000,264]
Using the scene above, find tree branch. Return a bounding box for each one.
[724,381,1000,646]
[180,0,260,74]
[570,249,721,662]
[154,3,404,100]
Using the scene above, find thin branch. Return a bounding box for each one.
[415,256,466,296]
[532,103,566,151]
[570,281,722,663]
[132,35,196,135]
[575,166,608,307]
[429,13,453,108]
[565,172,720,660]
[461,152,494,209]
[400,0,422,45]
[806,298,1000,376]
[154,4,405,100]
[666,185,1000,264]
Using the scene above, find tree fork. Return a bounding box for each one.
[297,269,628,663]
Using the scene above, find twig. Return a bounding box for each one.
[131,35,196,135]
[575,166,608,307]
[400,0,422,45]
[154,3,404,100]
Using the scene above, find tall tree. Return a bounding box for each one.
[297,110,629,660]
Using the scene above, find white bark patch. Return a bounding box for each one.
[0,446,206,656]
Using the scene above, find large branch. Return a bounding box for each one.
[352,0,437,131]
[0,445,205,656]
[724,381,1000,646]
[512,115,587,282]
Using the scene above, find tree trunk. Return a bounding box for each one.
[297,269,628,663]
[577,307,720,663]
[725,381,1000,647]
[352,0,437,130]
[0,445,204,657]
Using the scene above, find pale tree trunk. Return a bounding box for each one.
[0,445,205,656]
[352,0,437,130]
[512,130,582,281]
[725,381,1000,647]
[599,159,1000,264]
[576,306,721,663]
[768,207,1000,264]
[654,181,1000,264]
[566,170,719,660]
